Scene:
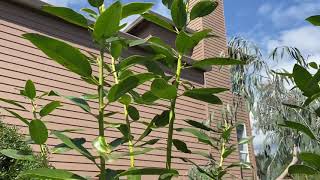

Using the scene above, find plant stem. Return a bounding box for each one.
[98,49,106,180]
[219,140,225,167]
[166,54,183,169]
[111,57,135,167]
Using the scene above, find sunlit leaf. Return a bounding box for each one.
[40,101,61,117]
[142,13,175,32]
[190,0,218,20]
[19,168,87,180]
[24,80,36,100]
[171,0,187,29]
[0,149,35,161]
[288,164,319,175]
[122,2,153,19]
[29,120,48,145]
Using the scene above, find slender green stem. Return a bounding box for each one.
[219,140,225,167]
[166,54,183,169]
[111,56,135,167]
[98,49,106,180]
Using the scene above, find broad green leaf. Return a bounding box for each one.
[0,149,35,161]
[52,138,86,154]
[288,164,319,175]
[81,8,97,16]
[183,89,222,104]
[306,15,320,26]
[142,13,175,32]
[29,120,48,144]
[93,136,112,155]
[190,0,218,20]
[175,128,214,146]
[88,0,104,7]
[175,30,194,54]
[192,57,245,68]
[184,119,215,132]
[111,41,122,59]
[122,3,153,19]
[24,80,36,99]
[281,120,316,140]
[5,109,29,125]
[173,139,191,153]
[293,64,313,94]
[117,55,165,74]
[108,73,155,102]
[171,0,187,29]
[141,91,159,103]
[23,33,92,77]
[128,105,139,121]
[115,168,179,178]
[162,0,173,9]
[40,101,61,117]
[299,152,320,170]
[82,93,99,100]
[137,139,160,147]
[119,70,134,80]
[309,62,318,69]
[151,78,177,99]
[19,168,87,180]
[93,1,122,40]
[0,98,25,109]
[154,110,170,127]
[119,94,132,105]
[43,6,88,28]
[65,96,91,112]
[53,131,95,161]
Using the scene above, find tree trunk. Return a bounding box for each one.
[275,144,299,180]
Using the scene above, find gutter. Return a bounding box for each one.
[8,0,210,72]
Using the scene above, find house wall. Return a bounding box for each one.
[0,0,256,179]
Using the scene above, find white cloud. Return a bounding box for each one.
[267,25,320,71]
[259,1,320,28]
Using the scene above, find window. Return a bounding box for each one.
[236,123,250,163]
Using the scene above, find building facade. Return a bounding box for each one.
[0,0,255,179]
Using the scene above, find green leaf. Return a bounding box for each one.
[40,101,61,117]
[4,109,29,125]
[173,139,191,153]
[52,138,86,154]
[141,91,159,103]
[192,57,245,68]
[293,64,313,94]
[309,62,318,69]
[108,73,155,102]
[184,119,215,132]
[122,2,153,19]
[119,94,132,105]
[162,0,173,9]
[117,124,130,140]
[190,0,218,20]
[281,121,316,140]
[154,110,170,127]
[81,8,97,16]
[128,105,139,121]
[175,30,194,54]
[115,168,179,178]
[191,29,216,43]
[53,131,95,161]
[137,139,160,147]
[238,137,253,145]
[288,164,319,175]
[0,149,35,161]
[29,120,48,145]
[24,80,36,99]
[175,128,214,146]
[65,96,91,112]
[299,152,320,170]
[306,15,320,26]
[93,136,112,155]
[111,41,122,59]
[19,168,87,180]
[88,0,104,7]
[82,93,99,100]
[183,88,223,104]
[151,78,177,99]
[43,6,88,28]
[142,13,175,32]
[0,97,25,109]
[171,0,187,29]
[23,33,92,77]
[222,147,236,158]
[93,1,122,40]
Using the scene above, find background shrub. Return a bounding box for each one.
[0,119,47,179]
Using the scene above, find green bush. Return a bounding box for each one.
[0,120,47,179]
